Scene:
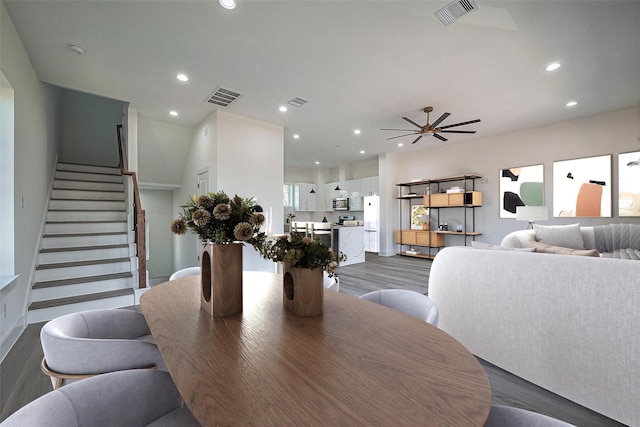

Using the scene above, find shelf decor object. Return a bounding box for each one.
[411,205,429,230]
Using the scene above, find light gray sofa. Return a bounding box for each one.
[501,223,640,259]
[428,246,640,426]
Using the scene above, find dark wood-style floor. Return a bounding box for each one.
[0,253,626,425]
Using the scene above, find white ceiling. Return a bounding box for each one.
[5,0,640,168]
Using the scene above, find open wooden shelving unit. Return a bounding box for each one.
[396,174,482,259]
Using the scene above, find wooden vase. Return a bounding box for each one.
[200,242,243,317]
[282,265,323,317]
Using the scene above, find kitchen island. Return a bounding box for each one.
[334,225,365,266]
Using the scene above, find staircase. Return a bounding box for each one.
[28,162,137,323]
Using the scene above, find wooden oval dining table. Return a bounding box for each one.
[140,271,491,426]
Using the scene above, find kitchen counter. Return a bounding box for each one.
[334,226,365,266]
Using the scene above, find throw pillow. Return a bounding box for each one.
[528,241,599,257]
[471,241,536,252]
[533,223,585,249]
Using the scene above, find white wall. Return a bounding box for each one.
[386,107,640,248]
[140,189,174,280]
[0,1,62,360]
[60,89,123,166]
[173,110,284,272]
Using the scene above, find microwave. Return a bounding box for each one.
[333,197,350,211]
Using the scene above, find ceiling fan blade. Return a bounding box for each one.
[440,130,477,134]
[386,132,420,141]
[439,119,481,130]
[380,128,419,131]
[411,135,423,144]
[433,133,448,142]
[402,117,423,129]
[429,112,451,129]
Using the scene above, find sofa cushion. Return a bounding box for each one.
[533,223,585,249]
[471,241,536,252]
[528,241,599,257]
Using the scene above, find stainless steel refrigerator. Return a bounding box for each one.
[364,196,380,253]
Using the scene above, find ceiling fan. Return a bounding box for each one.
[381,106,481,144]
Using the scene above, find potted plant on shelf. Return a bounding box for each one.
[170,191,266,317]
[256,233,345,316]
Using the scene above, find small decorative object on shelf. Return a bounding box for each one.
[256,232,345,316]
[170,191,267,317]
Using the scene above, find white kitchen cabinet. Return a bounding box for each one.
[325,182,337,211]
[360,176,379,197]
[293,183,316,211]
[345,179,362,211]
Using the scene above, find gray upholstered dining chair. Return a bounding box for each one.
[0,369,201,427]
[359,289,439,326]
[169,266,201,281]
[484,405,575,426]
[40,308,166,389]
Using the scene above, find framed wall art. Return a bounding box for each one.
[499,164,544,218]
[411,204,429,230]
[618,151,640,217]
[552,154,611,217]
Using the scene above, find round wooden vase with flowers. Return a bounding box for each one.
[257,233,344,317]
[171,191,266,317]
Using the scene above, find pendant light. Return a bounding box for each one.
[334,146,341,191]
[309,153,316,194]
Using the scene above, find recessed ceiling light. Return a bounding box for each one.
[176,74,189,82]
[360,150,365,154]
[169,111,178,116]
[315,161,320,165]
[397,143,404,147]
[354,129,361,135]
[545,62,561,71]
[293,134,300,139]
[219,0,236,9]
[565,101,578,107]
[279,106,288,112]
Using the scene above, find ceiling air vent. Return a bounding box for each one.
[287,97,309,108]
[207,86,242,107]
[434,0,479,26]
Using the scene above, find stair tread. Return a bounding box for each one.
[50,198,125,201]
[47,209,126,212]
[29,288,133,311]
[43,231,127,238]
[40,244,129,253]
[36,257,130,270]
[57,165,122,176]
[46,220,127,224]
[33,272,133,289]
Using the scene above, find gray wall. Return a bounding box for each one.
[60,89,124,166]
[140,189,175,280]
[1,1,62,358]
[137,117,193,186]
